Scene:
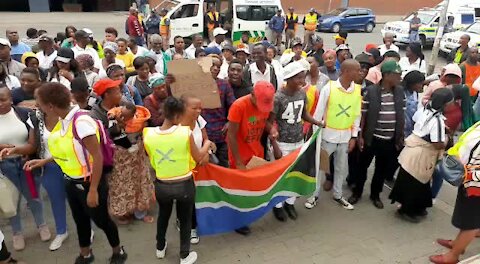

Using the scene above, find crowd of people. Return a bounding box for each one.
[1,5,480,264]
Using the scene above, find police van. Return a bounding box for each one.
[440,21,480,55]
[381,0,479,47]
[157,0,283,46]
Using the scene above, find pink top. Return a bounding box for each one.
[366,66,382,84]
[422,80,447,105]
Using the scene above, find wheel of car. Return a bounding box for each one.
[331,23,341,33]
[365,22,374,33]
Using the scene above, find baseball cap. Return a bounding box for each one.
[93,78,122,96]
[103,41,118,53]
[335,44,349,52]
[253,81,275,113]
[82,28,94,38]
[222,45,236,53]
[291,38,302,47]
[55,47,74,63]
[309,8,316,13]
[204,46,221,55]
[381,60,402,74]
[334,34,346,41]
[443,63,462,78]
[283,61,307,80]
[311,35,323,44]
[236,43,250,54]
[355,53,373,67]
[38,34,54,42]
[75,30,90,39]
[0,38,11,48]
[213,27,228,37]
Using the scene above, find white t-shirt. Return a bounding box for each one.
[192,116,207,149]
[412,107,446,143]
[399,57,426,78]
[36,50,58,70]
[49,73,73,90]
[0,108,28,147]
[4,75,21,90]
[130,46,149,58]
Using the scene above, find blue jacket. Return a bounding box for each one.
[269,15,285,33]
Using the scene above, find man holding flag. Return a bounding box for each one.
[271,60,322,221]
[305,59,362,210]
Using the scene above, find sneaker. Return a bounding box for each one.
[234,226,251,236]
[109,246,128,264]
[272,207,287,222]
[38,225,51,242]
[334,197,354,210]
[74,253,95,264]
[180,251,198,264]
[156,242,167,259]
[304,196,318,209]
[284,203,298,220]
[49,232,69,251]
[190,229,199,244]
[12,234,25,251]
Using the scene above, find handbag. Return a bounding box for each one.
[0,171,20,218]
[435,155,465,186]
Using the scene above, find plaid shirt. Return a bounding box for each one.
[201,79,236,143]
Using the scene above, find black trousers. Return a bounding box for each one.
[215,142,229,168]
[352,137,399,199]
[65,173,120,248]
[155,178,195,259]
[347,146,361,186]
[0,241,10,261]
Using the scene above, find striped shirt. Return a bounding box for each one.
[362,90,406,140]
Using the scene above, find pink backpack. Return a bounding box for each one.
[72,111,115,170]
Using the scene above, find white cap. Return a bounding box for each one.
[283,61,307,80]
[0,38,11,48]
[213,27,228,37]
[82,28,94,38]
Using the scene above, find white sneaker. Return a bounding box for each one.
[49,232,69,251]
[180,251,198,264]
[190,229,199,244]
[334,197,354,210]
[12,234,25,251]
[38,225,51,242]
[156,242,167,259]
[304,196,318,209]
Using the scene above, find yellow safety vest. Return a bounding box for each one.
[207,12,219,30]
[160,16,169,36]
[48,116,100,179]
[304,13,318,31]
[143,126,196,180]
[448,122,480,157]
[286,13,299,31]
[325,81,361,130]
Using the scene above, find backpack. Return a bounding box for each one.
[72,111,115,170]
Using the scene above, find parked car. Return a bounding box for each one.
[440,21,480,56]
[317,7,376,33]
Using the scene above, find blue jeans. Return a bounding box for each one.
[431,170,444,199]
[409,31,420,43]
[41,162,67,234]
[0,158,45,234]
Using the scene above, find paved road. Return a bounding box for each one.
[0,12,466,264]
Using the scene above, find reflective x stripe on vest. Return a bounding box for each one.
[325,81,361,130]
[207,12,219,30]
[143,126,196,180]
[448,121,480,157]
[305,14,317,31]
[48,116,100,179]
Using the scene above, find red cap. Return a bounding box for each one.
[253,81,275,113]
[93,79,122,96]
[365,43,378,52]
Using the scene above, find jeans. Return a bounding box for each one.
[65,174,120,248]
[431,170,444,199]
[409,31,420,43]
[155,178,195,259]
[314,141,349,199]
[42,162,67,234]
[0,157,45,234]
[353,137,399,199]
